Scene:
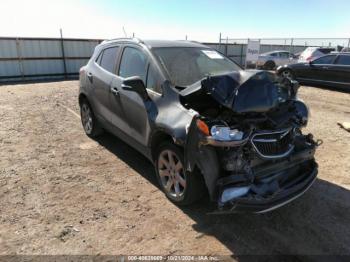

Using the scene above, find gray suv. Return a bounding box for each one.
[79,38,319,213]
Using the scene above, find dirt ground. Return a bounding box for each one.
[0,80,350,258]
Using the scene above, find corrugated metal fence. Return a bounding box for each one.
[2,37,347,83]
[0,37,101,82]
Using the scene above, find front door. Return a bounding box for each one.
[307,54,337,82]
[112,45,156,146]
[278,52,291,66]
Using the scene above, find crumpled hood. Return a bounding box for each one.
[180,70,296,113]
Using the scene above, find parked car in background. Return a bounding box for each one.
[341,47,350,52]
[256,50,297,70]
[298,47,335,62]
[277,53,350,88]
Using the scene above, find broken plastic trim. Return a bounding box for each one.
[220,186,250,203]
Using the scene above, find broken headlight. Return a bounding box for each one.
[210,125,244,141]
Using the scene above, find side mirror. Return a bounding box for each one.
[308,60,313,66]
[122,76,149,101]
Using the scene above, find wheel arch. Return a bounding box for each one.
[150,130,179,161]
[265,60,276,67]
[78,92,89,106]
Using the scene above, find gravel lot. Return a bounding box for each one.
[0,81,350,257]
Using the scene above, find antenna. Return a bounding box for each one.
[122,26,128,37]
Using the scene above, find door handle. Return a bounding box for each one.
[87,72,93,82]
[110,87,119,96]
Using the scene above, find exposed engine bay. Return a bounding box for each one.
[180,70,320,213]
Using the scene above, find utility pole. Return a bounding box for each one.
[60,28,67,79]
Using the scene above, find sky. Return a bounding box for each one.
[1,0,349,41]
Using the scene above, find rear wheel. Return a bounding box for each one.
[155,142,205,205]
[264,60,276,70]
[80,99,103,138]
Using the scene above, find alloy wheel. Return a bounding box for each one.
[282,70,293,79]
[81,103,93,134]
[158,149,186,200]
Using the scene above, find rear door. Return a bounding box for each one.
[331,55,350,86]
[89,46,121,122]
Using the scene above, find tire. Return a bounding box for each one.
[79,99,103,138]
[155,142,205,206]
[280,69,295,80]
[264,60,276,70]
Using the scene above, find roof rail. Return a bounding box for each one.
[178,40,201,44]
[101,37,143,44]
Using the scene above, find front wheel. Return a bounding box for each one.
[280,69,295,80]
[155,142,205,206]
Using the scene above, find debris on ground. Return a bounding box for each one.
[57,225,79,242]
[338,122,350,132]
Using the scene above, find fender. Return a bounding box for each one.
[184,116,221,200]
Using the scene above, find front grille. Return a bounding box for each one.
[251,129,294,159]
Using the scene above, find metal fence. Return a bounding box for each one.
[0,37,102,82]
[1,36,349,83]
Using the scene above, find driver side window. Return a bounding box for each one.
[119,47,147,83]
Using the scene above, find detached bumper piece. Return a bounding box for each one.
[216,149,318,213]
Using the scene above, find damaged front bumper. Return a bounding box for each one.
[216,152,317,214]
[185,117,319,214]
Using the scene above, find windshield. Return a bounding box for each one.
[152,47,241,87]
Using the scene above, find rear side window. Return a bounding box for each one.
[119,47,147,83]
[336,55,350,65]
[99,46,119,73]
[313,55,336,64]
[279,52,290,58]
[96,51,103,64]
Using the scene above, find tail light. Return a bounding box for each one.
[79,67,85,78]
[306,56,313,61]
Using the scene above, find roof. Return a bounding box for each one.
[262,50,290,55]
[330,52,350,55]
[143,40,208,49]
[100,38,209,49]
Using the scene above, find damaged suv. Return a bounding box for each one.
[79,38,320,213]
